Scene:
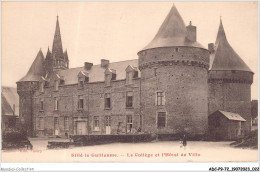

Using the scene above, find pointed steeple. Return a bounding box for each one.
[52,15,64,60]
[215,17,227,45]
[19,49,46,82]
[45,46,53,73]
[211,19,252,72]
[63,49,68,60]
[141,4,204,51]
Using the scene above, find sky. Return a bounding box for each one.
[1,1,258,99]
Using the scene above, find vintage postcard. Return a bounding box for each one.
[1,1,258,166]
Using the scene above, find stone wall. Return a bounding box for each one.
[138,47,210,135]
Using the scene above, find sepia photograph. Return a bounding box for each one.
[1,0,258,167]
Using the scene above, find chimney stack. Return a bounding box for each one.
[208,43,215,54]
[186,21,196,42]
[84,62,93,70]
[101,59,109,68]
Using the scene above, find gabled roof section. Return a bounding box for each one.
[1,86,19,116]
[18,49,45,82]
[210,19,252,72]
[140,4,205,51]
[211,110,246,122]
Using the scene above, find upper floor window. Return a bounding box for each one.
[105,74,110,87]
[40,99,44,111]
[54,97,59,110]
[54,80,59,91]
[104,93,111,109]
[157,112,166,128]
[126,91,133,108]
[156,92,165,106]
[78,95,84,109]
[126,72,133,85]
[40,82,44,92]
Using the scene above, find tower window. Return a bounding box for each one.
[40,99,44,111]
[104,93,111,109]
[126,91,133,108]
[39,117,44,130]
[157,112,166,128]
[156,92,165,106]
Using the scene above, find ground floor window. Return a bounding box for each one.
[105,116,111,134]
[54,117,59,135]
[94,116,100,131]
[64,117,69,130]
[39,117,44,130]
[157,112,166,128]
[126,115,133,133]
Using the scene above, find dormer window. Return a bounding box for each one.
[125,65,138,85]
[40,82,44,92]
[104,68,116,87]
[77,71,89,89]
[54,80,59,91]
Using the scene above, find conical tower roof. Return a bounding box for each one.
[52,16,64,60]
[18,49,45,82]
[46,47,52,60]
[141,4,204,51]
[211,19,252,72]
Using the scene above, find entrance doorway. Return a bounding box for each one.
[77,121,87,135]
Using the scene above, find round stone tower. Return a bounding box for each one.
[208,20,253,135]
[138,5,210,135]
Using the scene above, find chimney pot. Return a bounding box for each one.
[101,59,109,68]
[84,62,93,70]
[208,43,215,53]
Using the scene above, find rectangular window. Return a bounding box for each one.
[105,74,110,86]
[156,92,164,106]
[54,117,59,129]
[54,80,59,91]
[126,91,133,108]
[105,116,111,126]
[79,80,84,88]
[64,117,69,130]
[39,117,44,130]
[78,95,84,109]
[54,97,59,110]
[126,72,132,84]
[157,112,166,128]
[126,115,133,133]
[40,99,44,111]
[105,93,111,109]
[94,116,100,131]
[40,82,44,92]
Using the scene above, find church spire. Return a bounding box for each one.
[52,15,64,60]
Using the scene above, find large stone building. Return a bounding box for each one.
[17,4,253,138]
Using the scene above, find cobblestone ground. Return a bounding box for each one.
[1,139,258,162]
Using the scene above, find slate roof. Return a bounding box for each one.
[1,87,19,116]
[210,20,252,72]
[216,110,246,122]
[18,50,45,82]
[56,59,139,85]
[141,4,205,51]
